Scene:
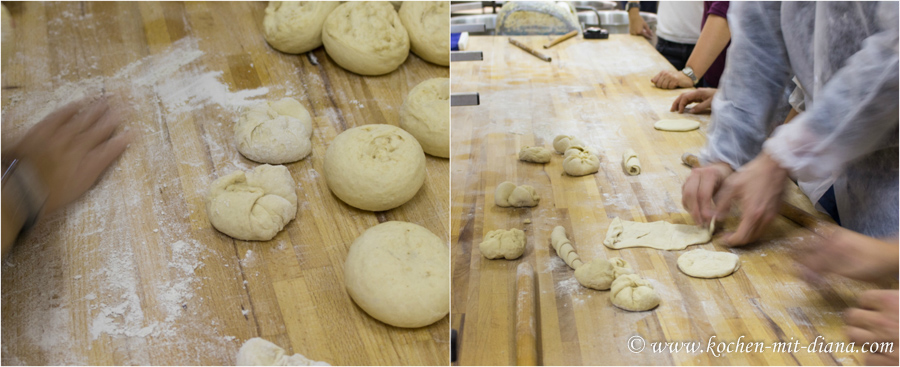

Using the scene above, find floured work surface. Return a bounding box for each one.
[1,2,448,365]
[449,35,890,366]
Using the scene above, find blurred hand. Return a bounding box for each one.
[799,229,899,282]
[652,70,694,89]
[628,11,652,39]
[682,162,733,227]
[671,88,717,114]
[3,96,132,217]
[713,152,788,246]
[844,290,899,366]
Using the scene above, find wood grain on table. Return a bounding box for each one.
[1,2,448,365]
[450,35,890,366]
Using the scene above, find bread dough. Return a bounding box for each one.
[562,150,600,176]
[677,249,740,278]
[550,226,583,269]
[603,217,712,250]
[399,78,449,158]
[237,337,329,366]
[610,274,660,311]
[207,165,297,241]
[322,2,409,75]
[398,1,449,66]
[480,228,526,260]
[344,221,449,328]
[263,2,340,54]
[654,119,700,132]
[622,148,641,176]
[518,146,551,163]
[553,135,584,154]
[235,98,313,164]
[494,181,540,208]
[574,257,635,290]
[323,124,425,211]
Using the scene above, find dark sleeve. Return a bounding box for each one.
[706,1,729,19]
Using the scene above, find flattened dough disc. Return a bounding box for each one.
[654,119,700,132]
[677,249,740,278]
[603,217,712,250]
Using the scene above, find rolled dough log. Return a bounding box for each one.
[603,217,713,250]
[677,249,740,278]
[622,148,641,176]
[654,119,700,132]
[550,226,583,269]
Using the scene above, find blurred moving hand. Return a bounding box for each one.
[844,290,899,366]
[672,88,716,114]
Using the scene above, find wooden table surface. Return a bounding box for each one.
[450,35,889,366]
[1,2,448,365]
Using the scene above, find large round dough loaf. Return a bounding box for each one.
[399,78,449,158]
[344,221,450,328]
[207,165,297,241]
[323,124,425,211]
[235,98,313,164]
[263,2,340,54]
[398,1,449,66]
[677,249,740,278]
[322,2,410,75]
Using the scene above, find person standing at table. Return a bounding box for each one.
[628,1,704,72]
[651,1,731,89]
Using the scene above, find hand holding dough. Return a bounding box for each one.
[603,217,712,250]
[495,181,540,207]
[622,148,641,175]
[677,249,740,278]
[654,119,700,132]
[237,337,329,366]
[574,257,635,290]
[480,228,526,260]
[518,146,552,163]
[550,226,583,269]
[562,150,600,176]
[610,274,660,311]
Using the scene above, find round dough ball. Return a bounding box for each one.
[399,78,449,158]
[677,249,740,278]
[323,124,425,211]
[574,257,635,290]
[263,1,340,54]
[398,1,449,66]
[562,150,600,176]
[654,119,700,132]
[207,165,297,241]
[235,98,314,164]
[553,135,583,154]
[480,228,526,260]
[518,146,551,163]
[322,2,410,75]
[494,181,539,208]
[610,274,660,311]
[344,221,449,328]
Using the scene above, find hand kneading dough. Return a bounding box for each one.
[494,181,540,207]
[553,135,584,154]
[344,221,449,328]
[323,124,425,211]
[603,217,712,250]
[237,337,329,366]
[398,1,450,66]
[236,98,313,164]
[654,119,700,132]
[518,146,551,163]
[574,257,635,290]
[399,78,449,158]
[207,165,297,241]
[322,2,409,75]
[677,249,740,278]
[263,2,340,54]
[610,274,660,311]
[480,228,526,260]
[622,148,641,175]
[562,150,600,176]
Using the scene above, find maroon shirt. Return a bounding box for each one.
[701,1,730,88]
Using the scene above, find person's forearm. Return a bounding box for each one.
[2,187,27,259]
[685,15,731,79]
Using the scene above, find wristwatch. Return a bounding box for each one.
[625,2,640,12]
[681,66,698,85]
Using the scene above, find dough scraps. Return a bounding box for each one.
[654,119,700,132]
[603,217,713,250]
[237,337,329,366]
[677,249,740,278]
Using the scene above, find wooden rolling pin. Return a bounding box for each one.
[509,38,552,62]
[543,30,578,49]
[681,153,836,238]
[515,262,538,366]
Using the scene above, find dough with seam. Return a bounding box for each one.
[207,165,297,241]
[622,148,641,175]
[519,146,552,163]
[495,181,540,207]
[610,274,660,311]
